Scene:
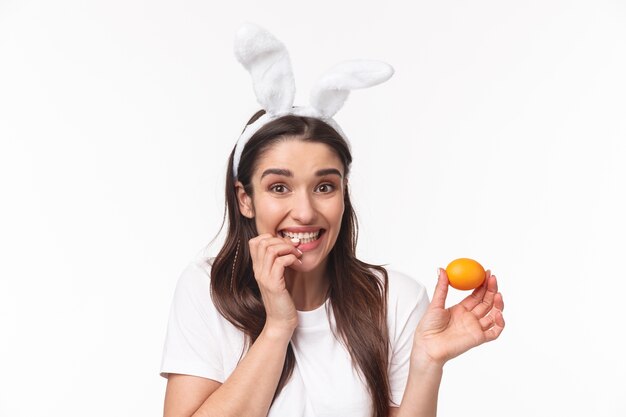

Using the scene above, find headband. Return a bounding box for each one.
[232,22,395,178]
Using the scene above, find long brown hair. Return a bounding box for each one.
[209,110,392,416]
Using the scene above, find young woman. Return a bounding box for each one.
[160,23,505,417]
[160,112,505,417]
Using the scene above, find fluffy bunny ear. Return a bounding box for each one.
[233,22,296,115]
[309,60,394,119]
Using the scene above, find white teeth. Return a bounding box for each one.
[281,230,321,243]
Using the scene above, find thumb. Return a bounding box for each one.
[431,268,449,309]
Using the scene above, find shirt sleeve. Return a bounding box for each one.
[159,261,225,382]
[386,270,430,406]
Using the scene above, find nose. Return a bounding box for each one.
[290,190,317,224]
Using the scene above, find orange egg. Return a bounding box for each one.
[445,258,486,290]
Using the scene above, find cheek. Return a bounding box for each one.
[334,206,345,226]
[326,199,345,228]
[254,198,287,228]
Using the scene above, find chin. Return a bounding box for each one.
[289,256,325,273]
[288,262,311,273]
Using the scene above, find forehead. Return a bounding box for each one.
[254,140,344,178]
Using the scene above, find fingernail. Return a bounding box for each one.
[297,248,303,255]
[437,268,441,276]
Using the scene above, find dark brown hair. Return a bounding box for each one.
[209,110,392,416]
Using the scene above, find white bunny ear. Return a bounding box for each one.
[309,60,394,119]
[233,22,295,115]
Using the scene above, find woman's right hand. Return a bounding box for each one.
[248,233,302,336]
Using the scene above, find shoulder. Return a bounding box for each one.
[169,253,217,317]
[368,267,428,303]
[161,254,240,383]
[384,269,429,306]
[381,269,430,345]
[368,267,429,314]
[175,253,214,292]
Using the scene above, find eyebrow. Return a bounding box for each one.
[315,168,343,178]
[260,168,343,179]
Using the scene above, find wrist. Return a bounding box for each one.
[410,346,446,374]
[410,355,445,376]
[262,321,296,343]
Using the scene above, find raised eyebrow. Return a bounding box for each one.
[260,168,293,179]
[315,168,343,178]
[260,168,342,179]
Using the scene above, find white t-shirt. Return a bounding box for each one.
[160,256,430,417]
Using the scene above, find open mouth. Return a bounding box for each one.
[279,229,326,244]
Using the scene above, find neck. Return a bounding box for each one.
[284,262,330,311]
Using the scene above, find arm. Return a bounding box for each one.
[164,375,221,417]
[393,358,443,417]
[163,324,292,417]
[163,234,302,417]
[396,268,505,417]
[190,325,294,417]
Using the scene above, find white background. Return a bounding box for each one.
[1,1,625,416]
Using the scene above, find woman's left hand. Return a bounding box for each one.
[411,268,505,367]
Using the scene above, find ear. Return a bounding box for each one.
[235,181,255,218]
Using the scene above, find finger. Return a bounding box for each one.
[268,254,302,288]
[430,268,449,309]
[471,274,499,319]
[249,234,274,275]
[248,236,261,269]
[264,239,303,261]
[483,310,505,342]
[274,233,303,250]
[260,241,303,283]
[480,304,505,331]
[272,253,302,273]
[479,309,500,331]
[255,235,276,278]
[460,269,491,311]
[251,233,288,248]
[249,233,274,246]
[494,292,504,312]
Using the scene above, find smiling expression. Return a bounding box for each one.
[237,139,346,273]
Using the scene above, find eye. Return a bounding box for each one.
[269,184,289,194]
[316,183,335,193]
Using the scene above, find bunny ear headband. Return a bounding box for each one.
[232,22,394,177]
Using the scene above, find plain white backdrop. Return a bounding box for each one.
[1,0,625,416]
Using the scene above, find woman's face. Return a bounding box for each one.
[237,139,346,274]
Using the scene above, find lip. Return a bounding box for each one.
[296,230,326,252]
[278,226,324,233]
